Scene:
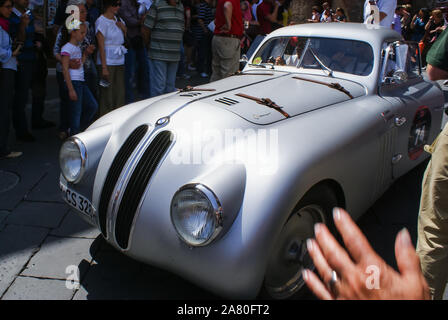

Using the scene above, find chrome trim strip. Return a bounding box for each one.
[107,121,172,249]
[104,125,153,241]
[122,131,176,252]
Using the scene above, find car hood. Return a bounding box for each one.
[121,71,366,128]
[196,72,366,125]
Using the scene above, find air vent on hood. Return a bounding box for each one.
[180,92,202,97]
[215,97,239,106]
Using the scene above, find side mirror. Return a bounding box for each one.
[393,70,408,84]
[239,54,249,71]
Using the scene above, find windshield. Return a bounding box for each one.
[251,36,374,76]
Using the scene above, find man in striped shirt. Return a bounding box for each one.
[143,0,185,97]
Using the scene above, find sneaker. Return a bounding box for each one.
[200,72,209,78]
[182,73,191,80]
[0,151,23,159]
[443,80,448,86]
[187,64,196,71]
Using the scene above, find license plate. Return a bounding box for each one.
[60,182,93,218]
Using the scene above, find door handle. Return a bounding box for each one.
[392,154,403,164]
[394,116,407,127]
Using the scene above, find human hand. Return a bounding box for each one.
[102,66,110,80]
[86,44,95,55]
[12,44,22,57]
[219,23,231,33]
[274,56,285,66]
[69,89,78,101]
[20,14,30,27]
[303,208,430,300]
[69,59,82,69]
[116,21,126,33]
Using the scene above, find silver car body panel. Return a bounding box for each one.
[60,23,445,298]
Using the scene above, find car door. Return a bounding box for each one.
[378,41,443,179]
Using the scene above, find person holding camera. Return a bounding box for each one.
[0,0,22,159]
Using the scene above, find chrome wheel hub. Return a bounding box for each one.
[265,204,326,299]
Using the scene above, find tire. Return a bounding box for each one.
[260,184,338,300]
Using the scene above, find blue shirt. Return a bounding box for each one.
[0,26,17,70]
[9,8,36,61]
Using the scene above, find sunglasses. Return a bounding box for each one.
[113,2,122,6]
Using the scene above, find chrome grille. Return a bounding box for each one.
[114,130,174,249]
[98,125,148,237]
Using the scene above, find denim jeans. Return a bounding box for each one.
[56,71,69,132]
[69,81,98,135]
[148,59,179,98]
[177,41,186,76]
[196,33,212,75]
[84,58,98,101]
[31,51,47,125]
[13,60,33,136]
[0,68,15,156]
[125,47,150,103]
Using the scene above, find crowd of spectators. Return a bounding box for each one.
[2,0,448,159]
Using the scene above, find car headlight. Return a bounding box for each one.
[171,184,223,247]
[59,137,87,183]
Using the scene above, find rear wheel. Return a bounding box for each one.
[262,185,338,299]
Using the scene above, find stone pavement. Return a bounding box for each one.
[0,72,217,300]
[0,73,447,300]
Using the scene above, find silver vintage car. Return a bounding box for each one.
[59,23,445,299]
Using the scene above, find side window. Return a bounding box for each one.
[381,41,421,84]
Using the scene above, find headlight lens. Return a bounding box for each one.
[171,184,223,246]
[59,138,86,183]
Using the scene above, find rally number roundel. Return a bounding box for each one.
[408,106,431,160]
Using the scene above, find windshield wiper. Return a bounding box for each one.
[292,76,354,99]
[178,86,216,93]
[233,70,274,76]
[308,47,334,78]
[235,93,291,118]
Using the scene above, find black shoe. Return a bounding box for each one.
[32,119,56,130]
[17,132,36,142]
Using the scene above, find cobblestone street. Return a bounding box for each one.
[0,72,447,300]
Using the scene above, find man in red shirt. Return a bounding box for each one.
[257,0,279,35]
[211,0,244,81]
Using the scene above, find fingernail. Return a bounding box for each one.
[399,228,412,248]
[333,208,342,221]
[302,269,309,281]
[306,238,314,252]
[314,223,322,235]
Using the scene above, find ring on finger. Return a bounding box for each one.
[327,270,339,296]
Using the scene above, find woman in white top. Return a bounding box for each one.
[96,0,127,116]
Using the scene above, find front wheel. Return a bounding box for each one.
[262,185,338,299]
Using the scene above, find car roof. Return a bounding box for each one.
[269,23,403,47]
